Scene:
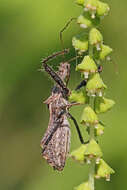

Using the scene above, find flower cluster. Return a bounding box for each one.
[69,0,115,189]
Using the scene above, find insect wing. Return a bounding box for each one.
[41,115,70,171]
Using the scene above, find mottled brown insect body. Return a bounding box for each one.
[40,92,71,171]
[41,50,85,171]
[40,62,71,171]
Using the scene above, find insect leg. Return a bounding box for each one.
[41,122,59,153]
[41,54,70,97]
[43,63,69,97]
[75,80,87,91]
[41,110,66,151]
[41,49,69,65]
[67,112,85,144]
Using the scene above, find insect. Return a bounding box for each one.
[40,49,86,171]
[40,18,103,171]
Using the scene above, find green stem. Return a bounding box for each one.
[89,122,95,190]
[89,159,95,190]
[89,44,93,57]
[88,86,95,190]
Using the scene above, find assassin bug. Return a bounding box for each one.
[40,19,103,171]
[40,49,87,171]
[40,49,102,171]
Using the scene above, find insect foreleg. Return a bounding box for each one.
[42,62,70,97]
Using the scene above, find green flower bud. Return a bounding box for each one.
[94,97,115,114]
[72,33,88,53]
[75,0,86,6]
[100,44,113,60]
[86,73,107,96]
[96,1,110,17]
[95,159,115,181]
[80,106,98,125]
[70,144,87,163]
[76,56,97,79]
[69,89,89,104]
[85,139,103,159]
[84,0,98,19]
[77,12,100,29]
[89,28,103,50]
[75,182,91,190]
[95,123,104,136]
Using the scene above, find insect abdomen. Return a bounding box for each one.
[41,123,70,171]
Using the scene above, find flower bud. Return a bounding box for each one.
[95,123,104,136]
[94,97,115,114]
[75,182,91,190]
[99,44,113,60]
[76,56,98,79]
[77,12,100,29]
[72,33,88,53]
[96,1,110,17]
[89,28,103,50]
[80,106,98,125]
[85,0,98,11]
[70,144,87,163]
[69,89,89,104]
[85,139,103,159]
[86,73,107,96]
[84,0,98,19]
[75,0,86,6]
[95,159,115,181]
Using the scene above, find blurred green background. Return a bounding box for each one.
[0,0,126,190]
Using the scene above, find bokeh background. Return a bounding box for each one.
[0,0,126,190]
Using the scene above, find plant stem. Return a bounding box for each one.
[89,95,95,190]
[89,159,95,190]
[89,44,93,57]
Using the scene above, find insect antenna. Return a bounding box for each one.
[60,18,76,53]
